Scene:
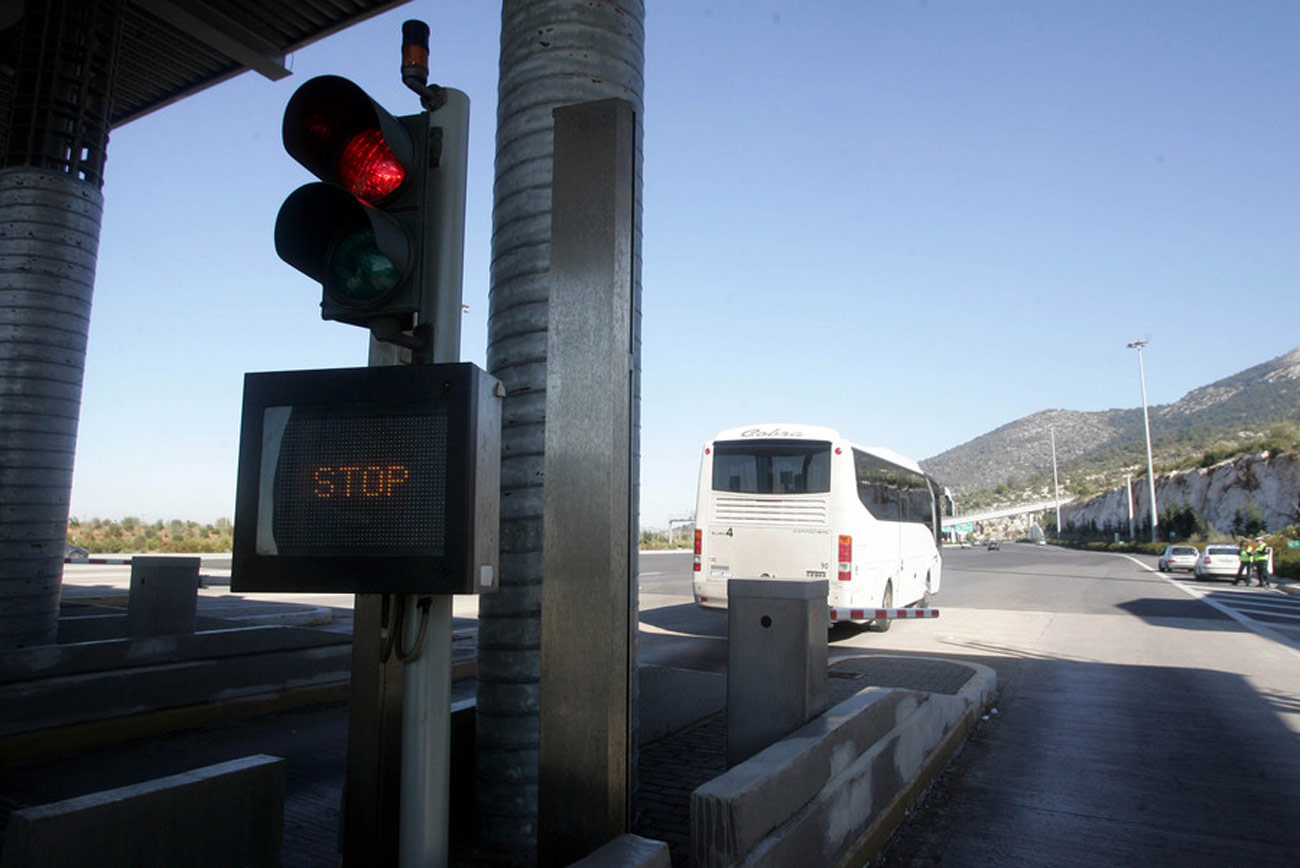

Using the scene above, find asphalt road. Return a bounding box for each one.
[874,543,1300,868]
[637,545,1300,866]
[47,546,1300,866]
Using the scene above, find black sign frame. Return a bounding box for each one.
[232,363,499,594]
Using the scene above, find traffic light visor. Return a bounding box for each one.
[283,75,415,202]
[275,183,413,308]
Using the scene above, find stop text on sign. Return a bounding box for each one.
[312,465,411,498]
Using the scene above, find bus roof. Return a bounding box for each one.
[708,424,926,475]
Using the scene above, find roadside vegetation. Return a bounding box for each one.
[639,528,692,550]
[69,518,693,554]
[67,516,233,554]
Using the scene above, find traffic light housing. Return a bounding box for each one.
[275,75,468,342]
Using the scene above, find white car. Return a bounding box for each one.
[1157,545,1199,572]
[1193,545,1240,581]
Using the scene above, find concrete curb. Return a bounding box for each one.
[692,659,996,868]
[564,834,670,868]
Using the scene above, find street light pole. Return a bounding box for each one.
[1127,340,1159,541]
[1125,473,1135,540]
[1050,426,1062,537]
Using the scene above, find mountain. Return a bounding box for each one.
[921,346,1300,495]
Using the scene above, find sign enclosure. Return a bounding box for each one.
[232,363,500,594]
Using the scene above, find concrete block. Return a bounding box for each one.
[565,834,671,868]
[639,665,724,745]
[127,556,200,636]
[1,641,352,737]
[0,754,285,868]
[726,579,827,767]
[692,661,997,868]
[693,687,925,868]
[0,625,348,685]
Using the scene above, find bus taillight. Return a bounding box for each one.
[694,529,702,572]
[837,535,852,581]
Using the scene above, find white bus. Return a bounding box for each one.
[692,424,943,630]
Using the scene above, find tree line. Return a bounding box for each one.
[67,517,233,554]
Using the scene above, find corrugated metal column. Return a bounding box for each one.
[481,1,644,862]
[0,0,122,649]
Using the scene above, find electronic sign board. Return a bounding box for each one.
[232,363,500,594]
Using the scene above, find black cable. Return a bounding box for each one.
[395,596,433,663]
[379,593,403,663]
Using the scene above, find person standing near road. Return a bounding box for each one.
[1254,537,1273,588]
[1234,538,1253,585]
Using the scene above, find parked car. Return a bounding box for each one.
[1157,544,1199,572]
[1193,545,1240,581]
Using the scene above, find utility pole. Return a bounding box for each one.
[1050,426,1062,537]
[1127,340,1159,542]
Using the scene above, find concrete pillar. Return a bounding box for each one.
[0,0,122,650]
[480,2,644,862]
[0,169,102,649]
[726,580,828,768]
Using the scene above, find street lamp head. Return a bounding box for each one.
[1126,339,1149,350]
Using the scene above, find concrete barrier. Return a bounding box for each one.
[692,661,995,868]
[0,754,285,868]
[565,834,671,868]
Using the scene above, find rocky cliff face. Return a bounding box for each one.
[1064,451,1300,536]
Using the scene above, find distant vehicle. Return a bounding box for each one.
[64,544,89,563]
[692,424,942,631]
[987,540,1000,551]
[1158,545,1199,572]
[1193,545,1240,580]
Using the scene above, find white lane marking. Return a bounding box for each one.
[1117,553,1300,656]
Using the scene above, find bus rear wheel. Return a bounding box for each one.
[868,582,893,632]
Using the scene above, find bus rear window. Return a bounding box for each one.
[712,440,831,494]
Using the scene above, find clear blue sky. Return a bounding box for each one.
[70,1,1299,528]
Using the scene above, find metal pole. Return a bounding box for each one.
[1126,473,1135,540]
[1128,340,1159,541]
[1050,427,1061,538]
[400,596,452,868]
[342,82,469,868]
[398,86,470,868]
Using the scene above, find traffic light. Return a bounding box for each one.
[275,74,468,344]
